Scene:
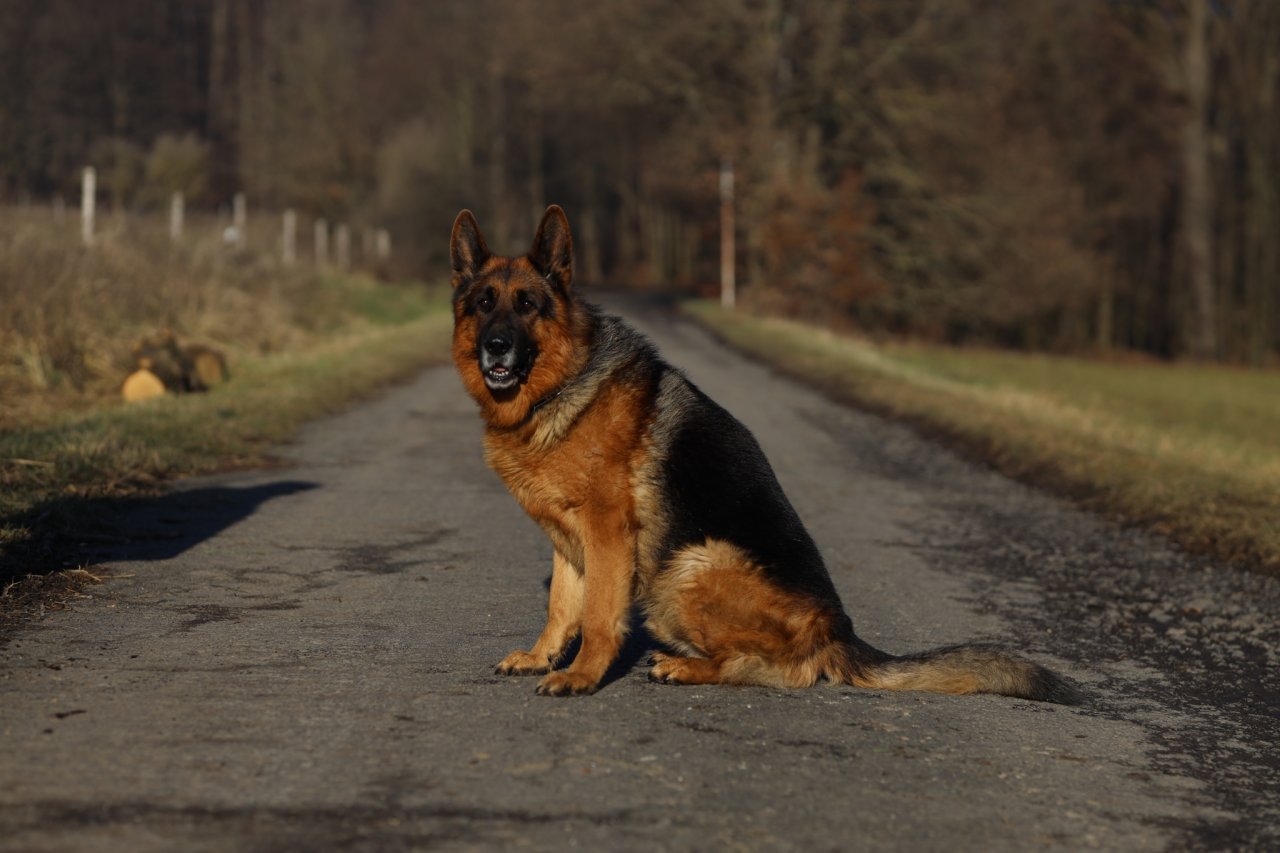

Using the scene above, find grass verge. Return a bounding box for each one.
[1,282,453,629]
[683,300,1280,576]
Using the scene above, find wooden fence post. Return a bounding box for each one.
[81,166,96,246]
[315,219,329,266]
[282,209,297,266]
[170,192,184,241]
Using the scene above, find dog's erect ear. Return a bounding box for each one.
[450,210,490,286]
[530,205,573,291]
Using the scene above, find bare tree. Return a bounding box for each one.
[1181,0,1216,358]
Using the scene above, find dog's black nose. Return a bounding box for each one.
[484,334,512,357]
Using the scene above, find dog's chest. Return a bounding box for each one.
[486,434,595,521]
[483,400,648,555]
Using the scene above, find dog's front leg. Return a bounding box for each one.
[495,550,583,675]
[536,512,633,696]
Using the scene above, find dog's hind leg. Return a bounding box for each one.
[496,550,583,675]
[645,540,844,689]
[649,651,828,689]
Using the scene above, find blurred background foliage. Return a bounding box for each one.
[1,0,1278,362]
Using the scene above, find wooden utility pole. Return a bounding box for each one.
[170,192,184,241]
[720,159,736,309]
[81,166,96,246]
[282,209,297,266]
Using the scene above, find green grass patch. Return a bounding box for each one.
[684,300,1280,575]
[332,273,449,327]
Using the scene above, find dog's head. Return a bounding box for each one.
[450,205,585,427]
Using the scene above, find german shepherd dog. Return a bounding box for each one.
[450,205,1079,703]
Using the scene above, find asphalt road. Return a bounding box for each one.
[2,298,1277,851]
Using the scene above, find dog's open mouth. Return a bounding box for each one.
[484,364,519,391]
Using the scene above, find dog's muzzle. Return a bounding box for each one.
[480,330,521,391]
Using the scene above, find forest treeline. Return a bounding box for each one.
[1,0,1277,362]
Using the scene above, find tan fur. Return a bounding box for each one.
[646,539,848,689]
[495,551,584,675]
[480,376,653,695]
[845,647,1047,697]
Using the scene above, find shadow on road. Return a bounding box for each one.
[1,480,318,586]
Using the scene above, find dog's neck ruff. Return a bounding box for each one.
[519,306,629,425]
[529,385,564,417]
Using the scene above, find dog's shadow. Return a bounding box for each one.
[540,573,657,688]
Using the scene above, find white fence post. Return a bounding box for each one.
[170,192,184,241]
[376,228,391,262]
[81,166,96,246]
[315,218,329,266]
[282,209,297,266]
[232,192,247,249]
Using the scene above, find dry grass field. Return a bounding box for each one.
[0,206,452,616]
[0,206,373,424]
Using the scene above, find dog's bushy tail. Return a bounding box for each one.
[836,638,1082,705]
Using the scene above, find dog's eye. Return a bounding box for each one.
[516,292,538,314]
[476,293,495,313]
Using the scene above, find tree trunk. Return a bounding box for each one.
[207,0,233,198]
[235,0,256,196]
[1096,272,1114,351]
[527,127,544,235]
[1182,0,1216,359]
[487,57,509,250]
[579,166,603,284]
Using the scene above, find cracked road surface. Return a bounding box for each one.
[2,299,1277,851]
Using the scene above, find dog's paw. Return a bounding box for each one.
[495,650,550,676]
[648,655,683,683]
[648,655,718,685]
[535,670,600,697]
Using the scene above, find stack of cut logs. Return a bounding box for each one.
[122,331,228,402]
